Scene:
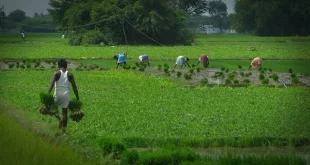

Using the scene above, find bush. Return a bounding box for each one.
[259,74,265,80]
[238,65,242,69]
[261,78,269,84]
[177,71,182,78]
[289,68,293,73]
[200,78,208,85]
[68,34,83,46]
[225,78,231,84]
[272,73,279,81]
[196,67,200,72]
[121,150,139,165]
[139,65,145,72]
[184,73,192,80]
[8,63,15,69]
[158,65,162,70]
[243,79,250,83]
[291,73,296,78]
[99,137,126,159]
[225,68,229,73]
[240,72,244,77]
[221,67,225,71]
[131,66,136,70]
[82,29,103,45]
[123,65,131,70]
[189,68,194,74]
[233,80,239,84]
[228,73,235,80]
[292,77,299,84]
[164,67,169,73]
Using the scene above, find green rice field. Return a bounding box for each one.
[0,32,309,164]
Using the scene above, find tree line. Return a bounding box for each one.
[48,0,228,45]
[0,9,57,33]
[230,0,310,36]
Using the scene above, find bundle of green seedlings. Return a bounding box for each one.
[39,92,57,116]
[68,99,85,122]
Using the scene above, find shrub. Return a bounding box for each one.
[214,72,224,78]
[26,63,31,68]
[291,73,296,78]
[8,63,15,69]
[272,73,279,81]
[164,67,169,73]
[259,74,265,80]
[221,67,225,71]
[243,79,250,83]
[261,78,269,84]
[228,73,235,80]
[240,72,244,76]
[184,73,192,80]
[289,68,293,73]
[191,64,196,68]
[20,64,25,69]
[123,65,131,70]
[225,78,231,84]
[82,29,103,45]
[225,68,229,73]
[163,63,169,68]
[99,137,126,159]
[200,78,208,85]
[196,67,200,72]
[158,65,162,70]
[68,34,83,46]
[292,77,299,84]
[120,150,139,165]
[177,71,182,78]
[131,66,136,70]
[268,68,273,72]
[139,65,145,72]
[189,68,194,74]
[238,65,242,69]
[233,80,239,84]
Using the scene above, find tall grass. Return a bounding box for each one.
[0,111,94,165]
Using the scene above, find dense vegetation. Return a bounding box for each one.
[231,0,310,36]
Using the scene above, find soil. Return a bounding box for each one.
[144,67,310,87]
[1,60,309,87]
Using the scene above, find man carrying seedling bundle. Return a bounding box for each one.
[139,54,150,66]
[174,56,191,69]
[248,57,262,69]
[48,59,79,132]
[116,53,126,68]
[196,54,209,68]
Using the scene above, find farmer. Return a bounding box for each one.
[116,53,126,68]
[197,54,209,68]
[174,56,191,69]
[48,59,79,132]
[21,32,25,40]
[139,54,150,66]
[248,57,262,69]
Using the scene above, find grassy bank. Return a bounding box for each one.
[0,110,94,165]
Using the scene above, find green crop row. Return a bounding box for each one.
[1,33,310,59]
[0,70,309,148]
